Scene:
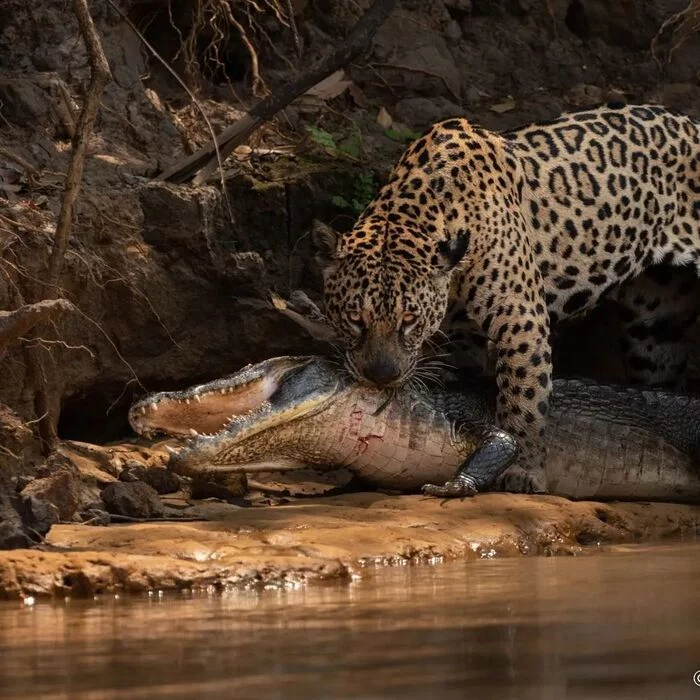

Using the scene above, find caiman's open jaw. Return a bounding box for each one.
[128,356,344,475]
[128,356,321,439]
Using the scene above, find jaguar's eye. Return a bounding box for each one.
[347,311,364,334]
[402,312,416,326]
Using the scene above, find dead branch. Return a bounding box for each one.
[45,0,112,293]
[158,0,398,185]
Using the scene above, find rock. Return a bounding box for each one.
[13,475,34,492]
[393,96,463,129]
[374,13,461,99]
[20,470,83,522]
[0,491,57,550]
[445,0,472,11]
[16,494,59,538]
[444,19,462,42]
[0,78,50,127]
[119,463,181,495]
[0,520,35,550]
[189,473,248,504]
[100,482,164,519]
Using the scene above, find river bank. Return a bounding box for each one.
[2,486,698,599]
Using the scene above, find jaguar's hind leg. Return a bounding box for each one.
[615,264,699,388]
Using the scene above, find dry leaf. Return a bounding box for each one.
[376,106,393,129]
[348,83,368,108]
[270,292,287,311]
[306,70,352,100]
[490,98,516,113]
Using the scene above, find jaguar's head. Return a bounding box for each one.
[312,217,467,387]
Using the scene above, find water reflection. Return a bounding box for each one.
[2,543,700,699]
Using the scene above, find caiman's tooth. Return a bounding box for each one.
[220,389,226,395]
[140,406,147,415]
[150,402,158,411]
[189,428,199,437]
[185,399,191,405]
[165,445,178,455]
[194,395,201,403]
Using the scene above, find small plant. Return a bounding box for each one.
[306,124,362,161]
[332,171,376,217]
[306,125,338,152]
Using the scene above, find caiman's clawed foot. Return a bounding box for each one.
[495,465,548,494]
[421,474,478,498]
[422,427,519,498]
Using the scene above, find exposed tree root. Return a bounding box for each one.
[0,300,75,354]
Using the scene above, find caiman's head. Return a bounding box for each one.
[129,356,344,478]
[313,217,467,389]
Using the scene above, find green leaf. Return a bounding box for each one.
[307,126,338,151]
[331,195,350,209]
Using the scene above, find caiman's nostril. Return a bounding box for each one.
[362,358,402,386]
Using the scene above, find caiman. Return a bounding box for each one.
[128,356,700,503]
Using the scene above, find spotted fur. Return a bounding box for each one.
[314,103,700,493]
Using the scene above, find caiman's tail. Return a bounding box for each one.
[551,378,700,461]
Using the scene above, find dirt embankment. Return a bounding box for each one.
[1,0,700,559]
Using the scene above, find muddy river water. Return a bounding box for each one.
[2,542,700,699]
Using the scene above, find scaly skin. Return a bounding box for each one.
[129,357,700,503]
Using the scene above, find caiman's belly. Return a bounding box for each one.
[321,390,466,492]
[544,413,700,503]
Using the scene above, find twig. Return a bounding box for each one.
[0,444,20,460]
[284,0,302,57]
[158,0,398,185]
[0,148,40,186]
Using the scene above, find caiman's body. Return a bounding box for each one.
[129,357,700,503]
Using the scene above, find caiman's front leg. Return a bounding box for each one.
[422,425,518,497]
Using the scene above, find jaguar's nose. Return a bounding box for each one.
[362,357,402,386]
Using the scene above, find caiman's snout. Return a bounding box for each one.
[361,356,403,387]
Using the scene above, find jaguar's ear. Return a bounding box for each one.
[434,232,469,274]
[311,220,341,277]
